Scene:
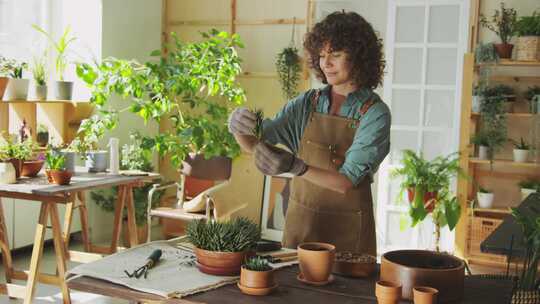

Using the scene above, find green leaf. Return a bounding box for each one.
[150,49,162,57]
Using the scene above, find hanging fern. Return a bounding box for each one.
[275,47,301,100]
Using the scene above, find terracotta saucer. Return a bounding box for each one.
[297,273,335,286]
[195,261,240,276]
[237,282,278,296]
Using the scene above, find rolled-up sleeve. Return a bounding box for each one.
[339,102,391,186]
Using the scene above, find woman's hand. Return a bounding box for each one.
[254,142,307,176]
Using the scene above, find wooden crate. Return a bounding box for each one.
[468,216,507,263]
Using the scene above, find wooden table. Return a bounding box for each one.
[0,168,159,304]
[67,265,514,304]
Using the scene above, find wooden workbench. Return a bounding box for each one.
[67,265,514,303]
[0,168,160,304]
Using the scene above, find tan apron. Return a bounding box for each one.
[282,90,377,255]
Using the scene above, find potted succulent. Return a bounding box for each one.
[479,2,517,59]
[517,179,538,201]
[238,256,275,296]
[36,124,49,147]
[186,217,260,276]
[33,25,76,100]
[510,207,540,303]
[76,29,245,180]
[476,186,494,209]
[512,137,531,163]
[0,56,29,101]
[514,11,540,61]
[45,149,72,185]
[30,53,47,100]
[471,131,490,160]
[0,145,16,184]
[524,86,540,114]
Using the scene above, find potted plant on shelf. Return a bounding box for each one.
[476,186,494,209]
[30,53,47,101]
[90,132,164,244]
[186,217,260,276]
[479,89,507,162]
[18,140,44,178]
[480,2,517,59]
[524,85,540,114]
[33,25,76,100]
[36,124,49,147]
[0,132,33,179]
[489,84,516,112]
[514,11,540,61]
[0,144,16,184]
[76,29,246,180]
[238,256,276,296]
[0,56,29,101]
[510,207,540,304]
[517,179,539,201]
[471,131,490,160]
[474,42,499,64]
[512,137,531,163]
[45,149,72,185]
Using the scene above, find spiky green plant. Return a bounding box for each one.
[45,150,65,170]
[243,256,272,271]
[276,47,301,100]
[186,217,260,252]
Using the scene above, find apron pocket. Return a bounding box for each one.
[305,140,333,170]
[315,208,363,253]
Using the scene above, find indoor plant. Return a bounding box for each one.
[30,53,47,100]
[76,29,246,178]
[186,217,260,276]
[479,2,517,59]
[33,25,76,100]
[471,131,490,160]
[19,140,43,178]
[474,42,499,64]
[479,89,507,162]
[476,186,494,209]
[0,132,33,178]
[0,144,16,184]
[45,149,71,185]
[524,85,540,113]
[490,84,516,112]
[0,55,10,99]
[512,137,531,163]
[514,11,540,61]
[239,256,275,295]
[36,124,49,147]
[517,179,539,201]
[1,56,28,100]
[276,46,301,100]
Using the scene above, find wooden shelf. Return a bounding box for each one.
[469,207,511,215]
[469,158,540,168]
[476,59,540,68]
[471,112,535,118]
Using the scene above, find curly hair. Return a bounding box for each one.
[304,11,385,90]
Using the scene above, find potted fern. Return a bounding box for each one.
[186,217,260,276]
[1,57,28,100]
[512,137,531,163]
[515,11,540,61]
[239,256,275,296]
[480,2,517,59]
[518,179,539,201]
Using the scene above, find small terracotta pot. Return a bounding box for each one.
[494,43,514,59]
[376,280,402,304]
[407,188,437,213]
[0,77,8,99]
[413,286,438,304]
[240,266,275,289]
[47,169,72,185]
[21,160,44,177]
[298,242,335,283]
[8,159,22,179]
[194,247,249,276]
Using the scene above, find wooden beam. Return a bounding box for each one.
[24,202,49,304]
[168,18,306,27]
[12,270,61,286]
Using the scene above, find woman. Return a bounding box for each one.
[228,11,390,255]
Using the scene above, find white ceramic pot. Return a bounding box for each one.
[0,162,16,184]
[85,151,108,173]
[53,80,73,100]
[521,188,537,201]
[513,149,529,163]
[59,150,77,174]
[29,84,47,100]
[477,192,494,209]
[4,78,29,100]
[478,146,489,160]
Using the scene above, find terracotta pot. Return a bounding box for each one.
[185,175,214,198]
[240,266,275,289]
[407,188,437,213]
[375,280,402,304]
[380,250,464,302]
[21,160,44,177]
[0,77,8,99]
[413,286,438,304]
[47,169,72,185]
[45,170,53,183]
[8,158,22,179]
[194,247,249,276]
[181,153,232,180]
[494,43,514,59]
[298,242,335,283]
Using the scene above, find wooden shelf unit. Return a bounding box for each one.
[0,100,94,145]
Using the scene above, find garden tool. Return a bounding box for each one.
[124,249,162,279]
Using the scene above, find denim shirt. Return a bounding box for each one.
[262,85,391,186]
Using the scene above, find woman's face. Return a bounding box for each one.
[318,45,351,86]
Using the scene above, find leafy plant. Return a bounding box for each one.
[69,111,119,157]
[510,207,540,291]
[524,86,540,101]
[511,137,530,150]
[479,90,507,160]
[244,256,272,271]
[90,132,163,226]
[45,150,65,170]
[276,47,301,100]
[76,29,246,166]
[491,84,515,97]
[186,217,260,252]
[474,43,499,64]
[515,11,540,36]
[37,124,48,135]
[478,186,491,193]
[32,54,47,86]
[0,56,27,78]
[479,2,517,44]
[518,179,540,190]
[471,131,490,146]
[0,133,35,160]
[253,108,264,140]
[32,25,76,81]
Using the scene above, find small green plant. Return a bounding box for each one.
[0,56,27,78]
[32,54,47,86]
[37,124,48,135]
[253,108,264,140]
[491,84,515,97]
[45,150,65,170]
[0,133,35,160]
[479,88,507,161]
[479,2,517,44]
[524,86,540,101]
[510,207,540,291]
[478,186,491,193]
[186,217,260,252]
[518,179,540,190]
[276,46,301,100]
[32,25,76,81]
[512,137,530,150]
[471,132,490,146]
[69,111,119,157]
[515,11,540,36]
[474,43,499,64]
[244,256,272,272]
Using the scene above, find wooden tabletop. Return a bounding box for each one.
[67,265,514,303]
[0,167,160,196]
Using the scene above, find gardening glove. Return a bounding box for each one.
[254,142,307,176]
[228,107,257,136]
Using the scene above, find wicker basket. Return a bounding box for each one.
[468,216,506,263]
[512,289,540,304]
[516,36,540,61]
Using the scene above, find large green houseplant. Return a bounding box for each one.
[76,29,246,177]
[479,2,517,58]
